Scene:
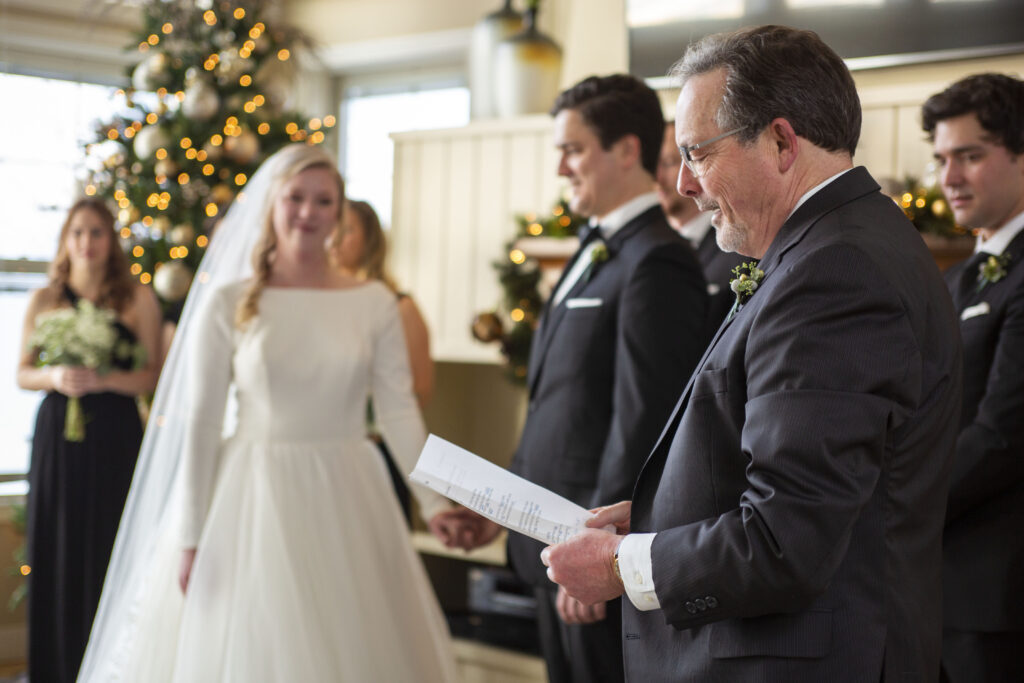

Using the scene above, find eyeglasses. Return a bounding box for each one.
[680,127,744,177]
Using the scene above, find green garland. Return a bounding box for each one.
[895,176,967,237]
[472,199,586,384]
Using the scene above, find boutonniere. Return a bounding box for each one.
[583,241,611,285]
[727,261,764,320]
[977,253,1011,292]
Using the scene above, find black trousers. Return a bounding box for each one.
[940,628,1024,683]
[534,586,625,683]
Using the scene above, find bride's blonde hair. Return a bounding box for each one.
[235,145,345,327]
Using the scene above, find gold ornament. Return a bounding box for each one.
[223,128,260,164]
[210,184,235,205]
[471,312,504,343]
[152,260,194,302]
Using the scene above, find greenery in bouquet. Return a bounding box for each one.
[28,300,146,442]
[472,199,585,384]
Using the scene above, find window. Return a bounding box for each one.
[340,85,469,228]
[0,72,120,477]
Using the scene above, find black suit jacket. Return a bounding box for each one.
[623,168,962,682]
[942,228,1024,632]
[694,228,747,339]
[508,205,708,587]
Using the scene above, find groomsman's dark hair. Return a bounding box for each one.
[670,25,861,156]
[922,73,1024,155]
[550,74,664,177]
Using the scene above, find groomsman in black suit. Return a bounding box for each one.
[541,26,962,682]
[922,73,1024,683]
[438,74,708,683]
[656,120,745,333]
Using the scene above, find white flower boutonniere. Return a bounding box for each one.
[977,253,1011,292]
[727,261,764,320]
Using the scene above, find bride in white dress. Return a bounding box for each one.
[78,144,458,682]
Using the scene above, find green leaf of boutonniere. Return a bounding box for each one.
[977,253,1011,292]
[582,242,611,286]
[727,261,764,320]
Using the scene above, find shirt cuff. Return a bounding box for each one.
[618,533,661,611]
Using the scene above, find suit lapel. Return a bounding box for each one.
[632,303,739,505]
[954,229,1024,312]
[526,206,660,397]
[632,168,882,504]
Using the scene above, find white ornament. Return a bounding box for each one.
[133,124,171,160]
[152,260,194,302]
[131,52,169,92]
[182,80,220,120]
[216,50,253,83]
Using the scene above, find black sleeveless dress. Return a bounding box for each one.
[26,285,143,683]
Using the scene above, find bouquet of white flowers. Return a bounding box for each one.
[28,299,145,442]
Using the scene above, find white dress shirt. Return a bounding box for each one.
[550,192,661,306]
[975,209,1024,256]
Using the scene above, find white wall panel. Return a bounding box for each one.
[391,116,559,363]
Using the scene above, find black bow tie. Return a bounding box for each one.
[577,224,602,248]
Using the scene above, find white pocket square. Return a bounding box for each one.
[565,297,603,309]
[961,301,990,320]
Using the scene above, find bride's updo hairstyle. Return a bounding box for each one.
[235,144,345,327]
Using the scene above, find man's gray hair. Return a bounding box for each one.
[670,25,861,156]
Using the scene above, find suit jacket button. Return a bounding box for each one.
[694,598,707,611]
[685,601,697,614]
[706,596,718,609]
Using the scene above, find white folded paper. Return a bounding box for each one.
[411,434,593,545]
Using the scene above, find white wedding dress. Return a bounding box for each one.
[84,280,456,682]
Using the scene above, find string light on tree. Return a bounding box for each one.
[81,0,334,319]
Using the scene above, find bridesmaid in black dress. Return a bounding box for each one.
[16,198,162,683]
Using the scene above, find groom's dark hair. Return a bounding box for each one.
[550,74,664,177]
[922,73,1024,155]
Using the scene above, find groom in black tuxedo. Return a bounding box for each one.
[923,73,1024,683]
[541,26,962,682]
[442,74,707,683]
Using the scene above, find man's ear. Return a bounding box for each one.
[768,118,799,173]
[614,133,643,169]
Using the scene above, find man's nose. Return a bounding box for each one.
[677,163,700,197]
[941,159,963,188]
[557,155,571,178]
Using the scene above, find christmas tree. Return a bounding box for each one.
[82,0,334,315]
